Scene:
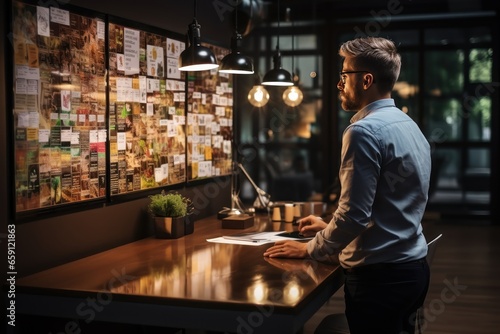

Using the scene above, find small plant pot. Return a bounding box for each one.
[154,216,185,239]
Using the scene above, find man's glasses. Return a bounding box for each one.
[339,71,372,85]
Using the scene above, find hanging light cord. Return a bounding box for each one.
[234,2,239,34]
[285,7,296,81]
[276,0,281,50]
[291,11,295,80]
[193,0,197,19]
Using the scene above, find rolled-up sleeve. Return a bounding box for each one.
[307,125,379,262]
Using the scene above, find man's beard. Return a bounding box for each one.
[340,84,363,112]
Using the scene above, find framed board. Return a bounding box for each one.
[186,43,233,181]
[9,0,235,218]
[107,18,187,195]
[11,1,107,213]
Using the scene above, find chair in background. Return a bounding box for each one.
[314,233,443,334]
[415,233,442,334]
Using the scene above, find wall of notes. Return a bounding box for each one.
[12,1,107,211]
[11,0,234,215]
[108,21,187,194]
[187,45,233,181]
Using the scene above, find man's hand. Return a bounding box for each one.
[297,215,328,237]
[263,240,308,258]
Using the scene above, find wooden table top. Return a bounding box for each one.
[17,213,343,331]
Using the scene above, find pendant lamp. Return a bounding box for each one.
[248,85,270,107]
[283,84,303,107]
[219,3,254,74]
[261,0,293,86]
[178,0,219,72]
[283,8,303,107]
[248,72,269,107]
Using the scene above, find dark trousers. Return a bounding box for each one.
[343,259,430,334]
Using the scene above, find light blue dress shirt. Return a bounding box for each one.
[307,99,431,268]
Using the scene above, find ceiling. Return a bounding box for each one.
[259,0,498,23]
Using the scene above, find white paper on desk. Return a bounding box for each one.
[207,231,309,246]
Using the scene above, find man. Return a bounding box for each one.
[264,37,431,333]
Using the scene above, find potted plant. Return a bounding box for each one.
[147,190,194,239]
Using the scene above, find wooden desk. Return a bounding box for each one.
[17,214,344,333]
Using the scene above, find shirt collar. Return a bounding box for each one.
[350,98,396,124]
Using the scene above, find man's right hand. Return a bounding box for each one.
[297,215,328,237]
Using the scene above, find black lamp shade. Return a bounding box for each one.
[262,49,293,86]
[262,68,293,86]
[220,52,254,74]
[179,45,219,71]
[219,33,254,74]
[179,20,219,71]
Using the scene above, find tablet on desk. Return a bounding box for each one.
[276,231,313,240]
